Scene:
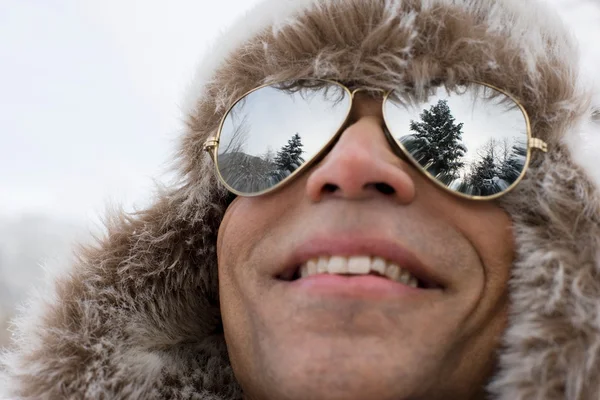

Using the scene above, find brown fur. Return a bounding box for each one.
[2,0,599,399]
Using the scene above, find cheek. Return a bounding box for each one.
[433,193,514,283]
[218,195,292,253]
[218,198,263,257]
[466,208,514,283]
[437,205,513,388]
[456,205,514,339]
[217,197,267,302]
[217,196,292,359]
[217,199,259,375]
[217,197,276,280]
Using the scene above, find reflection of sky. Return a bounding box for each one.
[220,83,528,171]
[384,85,528,170]
[219,85,351,160]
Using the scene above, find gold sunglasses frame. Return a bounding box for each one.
[204,79,548,200]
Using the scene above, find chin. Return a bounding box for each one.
[232,334,438,400]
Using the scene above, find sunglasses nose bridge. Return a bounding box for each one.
[322,87,393,162]
[345,88,387,125]
[349,87,386,96]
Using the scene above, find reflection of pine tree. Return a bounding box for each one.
[465,138,526,196]
[498,144,526,183]
[409,100,466,179]
[274,133,305,172]
[468,151,497,192]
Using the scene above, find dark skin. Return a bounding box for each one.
[217,94,513,400]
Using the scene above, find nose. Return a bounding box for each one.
[305,96,416,203]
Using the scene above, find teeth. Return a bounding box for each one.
[329,256,348,274]
[307,259,318,275]
[384,264,400,281]
[347,256,370,274]
[300,265,309,278]
[407,276,419,288]
[371,257,387,275]
[297,255,422,287]
[398,269,411,285]
[317,256,329,274]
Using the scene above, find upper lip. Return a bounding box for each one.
[278,235,444,289]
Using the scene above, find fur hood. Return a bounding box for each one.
[2,0,600,398]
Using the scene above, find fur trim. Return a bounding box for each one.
[564,84,600,188]
[3,0,600,399]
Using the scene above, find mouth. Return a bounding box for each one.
[277,255,441,290]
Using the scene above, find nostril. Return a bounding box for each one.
[374,182,395,195]
[323,183,338,193]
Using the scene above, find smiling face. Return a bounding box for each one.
[217,94,514,400]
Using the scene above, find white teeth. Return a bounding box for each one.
[384,264,400,281]
[371,257,387,275]
[307,259,318,275]
[328,256,348,274]
[317,256,329,274]
[297,255,422,287]
[347,256,371,274]
[300,265,309,278]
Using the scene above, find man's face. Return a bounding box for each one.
[217,94,514,400]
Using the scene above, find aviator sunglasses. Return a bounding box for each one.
[204,79,548,200]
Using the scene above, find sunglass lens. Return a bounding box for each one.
[384,83,530,198]
[217,80,351,195]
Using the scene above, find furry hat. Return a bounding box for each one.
[2,0,600,399]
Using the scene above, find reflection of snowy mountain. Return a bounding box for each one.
[0,214,91,347]
[218,151,293,192]
[218,151,265,164]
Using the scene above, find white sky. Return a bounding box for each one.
[1,0,599,225]
[0,0,261,224]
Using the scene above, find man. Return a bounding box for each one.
[2,0,599,399]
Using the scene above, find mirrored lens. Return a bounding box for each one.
[384,84,529,197]
[217,80,351,194]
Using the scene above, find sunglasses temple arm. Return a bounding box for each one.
[529,138,548,153]
[203,138,219,162]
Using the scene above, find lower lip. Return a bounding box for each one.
[289,274,421,299]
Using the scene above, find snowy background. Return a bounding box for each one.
[0,0,599,346]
